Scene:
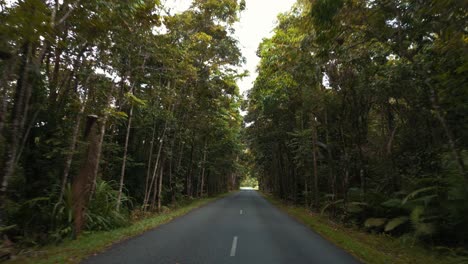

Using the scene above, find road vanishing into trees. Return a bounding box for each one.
[83,190,359,264]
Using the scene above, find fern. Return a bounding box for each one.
[402,186,437,205]
[385,216,409,232]
[381,198,402,208]
[364,218,387,228]
[346,202,367,214]
[410,206,436,237]
[85,180,129,231]
[320,199,343,215]
[0,225,17,234]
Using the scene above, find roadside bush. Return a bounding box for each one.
[2,180,130,245]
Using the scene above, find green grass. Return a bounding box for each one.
[7,193,230,264]
[262,193,463,264]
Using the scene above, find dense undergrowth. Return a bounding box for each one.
[245,0,468,253]
[264,193,468,264]
[5,194,227,264]
[0,0,245,257]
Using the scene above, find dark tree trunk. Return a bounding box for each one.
[1,43,31,193]
[71,115,100,237]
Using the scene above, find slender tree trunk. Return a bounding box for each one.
[386,106,399,192]
[57,101,86,203]
[0,62,13,137]
[324,110,337,215]
[116,103,133,210]
[340,125,350,211]
[199,141,207,197]
[143,119,168,210]
[157,160,164,212]
[117,53,147,210]
[150,167,158,211]
[175,139,185,200]
[311,114,319,210]
[186,141,194,197]
[15,109,39,166]
[429,86,466,178]
[88,84,115,198]
[169,153,174,203]
[89,109,109,198]
[1,43,31,193]
[304,179,309,208]
[143,122,157,208]
[49,46,62,106]
[167,134,176,204]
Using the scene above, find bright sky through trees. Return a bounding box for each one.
[165,0,297,95]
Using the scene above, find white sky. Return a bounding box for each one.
[164,0,297,96]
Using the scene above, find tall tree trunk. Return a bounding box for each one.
[428,85,466,178]
[143,119,168,210]
[324,109,336,202]
[89,108,109,198]
[71,115,100,237]
[116,103,133,211]
[304,178,309,208]
[157,160,164,212]
[385,103,399,191]
[117,54,147,210]
[340,125,350,211]
[167,134,176,204]
[0,62,13,138]
[150,167,158,211]
[311,114,319,210]
[143,122,157,208]
[169,152,174,203]
[1,43,31,193]
[49,46,62,106]
[170,136,184,203]
[199,141,207,197]
[57,100,86,204]
[186,141,194,197]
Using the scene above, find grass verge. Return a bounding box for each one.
[7,193,231,264]
[262,192,462,264]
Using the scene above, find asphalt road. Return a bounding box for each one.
[83,190,360,264]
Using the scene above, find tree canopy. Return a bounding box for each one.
[0,0,246,242]
[245,0,468,247]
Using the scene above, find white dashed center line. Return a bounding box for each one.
[230,236,238,257]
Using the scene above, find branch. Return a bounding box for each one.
[56,0,81,26]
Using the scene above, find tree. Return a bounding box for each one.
[245,0,468,247]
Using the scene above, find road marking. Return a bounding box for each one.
[240,209,243,215]
[230,236,238,257]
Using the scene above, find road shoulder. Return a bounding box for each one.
[261,192,458,264]
[6,193,231,264]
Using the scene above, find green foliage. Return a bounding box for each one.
[7,195,225,264]
[246,0,468,252]
[265,194,459,264]
[0,0,245,252]
[125,93,147,107]
[402,187,438,205]
[364,218,387,229]
[240,175,258,188]
[85,180,129,231]
[51,185,74,241]
[310,0,344,27]
[321,199,344,215]
[385,217,409,232]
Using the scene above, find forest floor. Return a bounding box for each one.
[5,193,230,264]
[262,193,465,264]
